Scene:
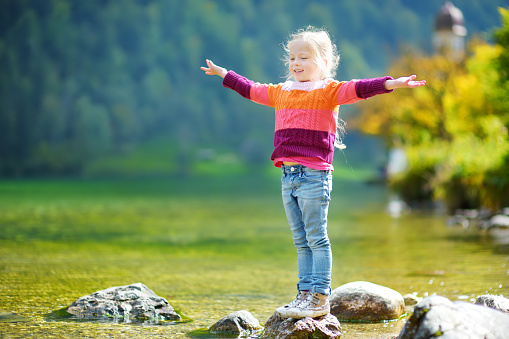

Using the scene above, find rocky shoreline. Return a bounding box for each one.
[63,282,509,338]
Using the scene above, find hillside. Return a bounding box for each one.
[0,0,506,176]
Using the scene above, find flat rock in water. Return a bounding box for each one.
[398,295,509,339]
[474,294,509,314]
[209,310,262,335]
[67,282,180,322]
[261,312,342,339]
[330,281,405,322]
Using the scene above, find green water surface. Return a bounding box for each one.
[0,175,507,338]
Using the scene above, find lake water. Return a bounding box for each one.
[0,175,507,338]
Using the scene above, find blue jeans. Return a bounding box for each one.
[281,165,332,295]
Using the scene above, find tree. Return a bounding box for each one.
[0,0,506,177]
[356,7,509,212]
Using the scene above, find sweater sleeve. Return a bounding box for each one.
[222,70,272,106]
[355,76,394,99]
[223,71,253,99]
[333,77,394,105]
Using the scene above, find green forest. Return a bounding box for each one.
[0,0,506,178]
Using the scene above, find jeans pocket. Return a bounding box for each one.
[302,170,326,181]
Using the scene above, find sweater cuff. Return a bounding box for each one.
[377,76,394,94]
[355,76,394,99]
[222,70,239,89]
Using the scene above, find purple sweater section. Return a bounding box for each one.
[355,76,394,98]
[223,72,254,99]
[222,71,393,100]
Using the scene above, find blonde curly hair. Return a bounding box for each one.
[284,26,340,80]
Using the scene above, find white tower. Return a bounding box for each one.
[433,1,467,61]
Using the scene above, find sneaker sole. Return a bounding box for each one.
[286,307,330,319]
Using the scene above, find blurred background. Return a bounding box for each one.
[0,0,508,209]
[1,2,509,337]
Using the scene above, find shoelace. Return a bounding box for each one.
[287,292,309,308]
[304,295,316,307]
[305,294,327,309]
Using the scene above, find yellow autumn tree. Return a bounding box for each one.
[356,31,509,212]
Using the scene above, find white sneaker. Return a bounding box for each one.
[276,291,310,318]
[285,292,330,319]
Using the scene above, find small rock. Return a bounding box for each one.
[330,281,405,322]
[489,214,509,228]
[210,310,262,335]
[403,294,422,306]
[475,294,509,314]
[261,312,341,339]
[398,295,509,339]
[67,283,180,322]
[446,215,469,228]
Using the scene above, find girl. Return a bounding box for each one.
[200,26,425,319]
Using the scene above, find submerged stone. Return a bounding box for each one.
[398,295,509,339]
[403,293,423,306]
[330,281,405,322]
[261,312,342,339]
[0,310,30,323]
[209,310,262,335]
[67,282,180,322]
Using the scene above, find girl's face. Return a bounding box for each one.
[288,39,322,82]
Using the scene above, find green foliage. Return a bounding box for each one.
[494,7,509,113]
[358,7,509,212]
[0,0,505,176]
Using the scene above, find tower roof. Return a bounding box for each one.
[434,1,467,36]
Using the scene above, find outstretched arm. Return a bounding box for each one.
[385,75,426,90]
[200,59,228,78]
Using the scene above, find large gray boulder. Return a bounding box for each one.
[261,312,342,339]
[330,281,405,322]
[398,295,509,339]
[67,283,180,322]
[209,310,262,336]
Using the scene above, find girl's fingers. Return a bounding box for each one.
[201,66,214,74]
[408,80,426,87]
[201,60,213,73]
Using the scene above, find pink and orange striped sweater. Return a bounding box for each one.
[223,71,393,170]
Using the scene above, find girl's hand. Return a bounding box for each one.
[200,59,227,78]
[385,75,426,90]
